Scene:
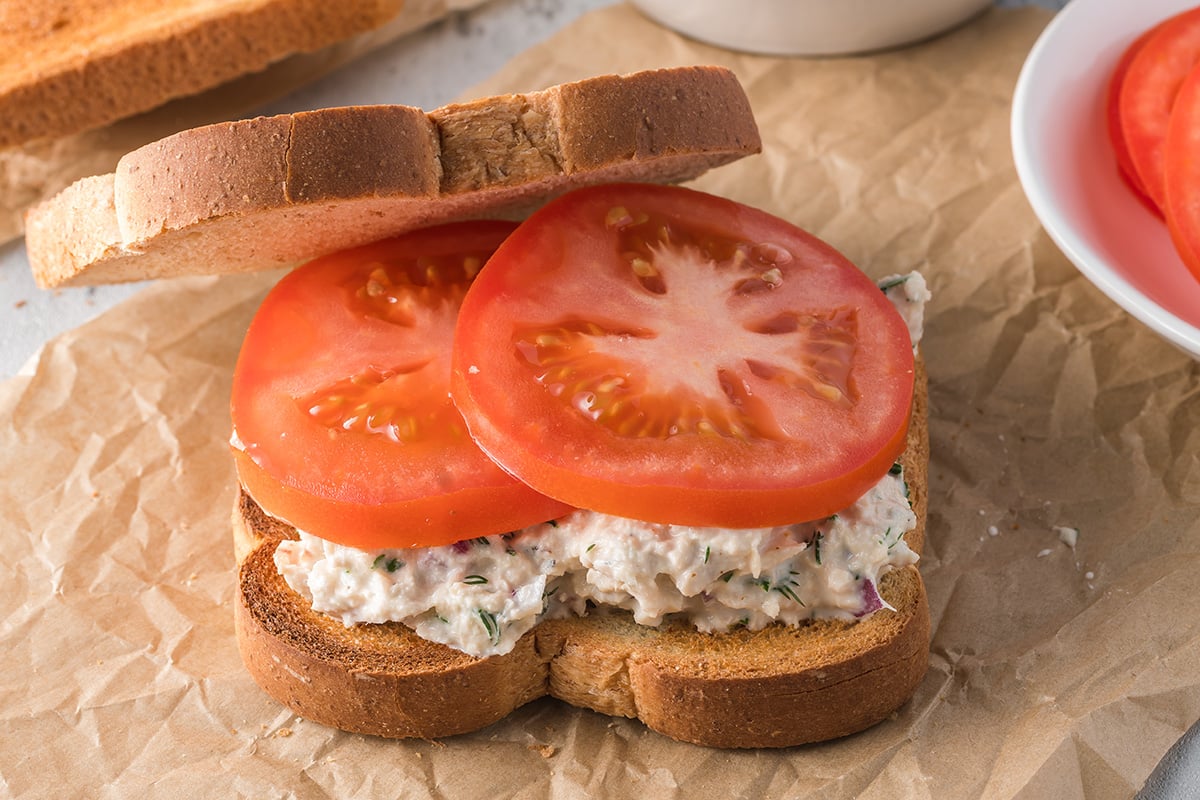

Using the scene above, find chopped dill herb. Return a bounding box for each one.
[880,527,900,551]
[463,574,489,585]
[586,543,596,553]
[547,519,559,528]
[506,547,518,556]
[774,583,804,605]
[478,609,500,645]
[756,578,771,592]
[472,537,491,547]
[813,531,824,566]
[878,275,910,292]
[372,554,386,569]
[704,546,711,564]
[720,570,735,583]
[386,558,403,573]
[889,462,903,476]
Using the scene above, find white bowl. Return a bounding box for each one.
[1012,0,1200,359]
[629,0,991,56]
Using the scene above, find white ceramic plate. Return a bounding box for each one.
[1012,0,1200,358]
[629,0,991,56]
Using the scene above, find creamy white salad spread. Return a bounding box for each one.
[268,271,930,658]
[879,270,930,349]
[276,470,917,657]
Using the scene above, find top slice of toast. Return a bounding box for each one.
[24,65,762,289]
[0,0,405,149]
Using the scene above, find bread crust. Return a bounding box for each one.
[0,0,404,149]
[540,568,928,748]
[25,66,762,288]
[232,359,929,748]
[235,515,552,739]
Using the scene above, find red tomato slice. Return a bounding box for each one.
[1165,61,1200,281]
[231,221,572,549]
[450,184,915,528]
[1119,7,1200,212]
[1107,27,1162,214]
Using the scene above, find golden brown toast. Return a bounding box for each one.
[0,0,405,148]
[25,66,761,288]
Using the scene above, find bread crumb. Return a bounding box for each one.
[276,727,293,738]
[986,525,999,537]
[529,743,557,758]
[14,300,26,309]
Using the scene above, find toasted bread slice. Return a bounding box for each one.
[0,0,404,149]
[25,66,761,288]
[231,359,929,748]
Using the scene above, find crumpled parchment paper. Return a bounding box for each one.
[2,4,1198,798]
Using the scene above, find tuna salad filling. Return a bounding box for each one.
[274,468,917,657]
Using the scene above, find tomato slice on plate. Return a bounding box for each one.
[1119,7,1200,212]
[231,221,572,549]
[1106,27,1161,214]
[451,184,915,528]
[1165,62,1200,281]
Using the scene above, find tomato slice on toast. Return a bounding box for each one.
[1119,7,1200,212]
[231,221,571,549]
[451,184,915,528]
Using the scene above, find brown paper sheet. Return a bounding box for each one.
[0,0,488,245]
[3,4,1199,797]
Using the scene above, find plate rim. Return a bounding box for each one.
[1010,0,1200,357]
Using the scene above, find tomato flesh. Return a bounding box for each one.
[1165,63,1200,281]
[1106,27,1161,214]
[231,221,572,549]
[1119,7,1200,211]
[451,184,915,528]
